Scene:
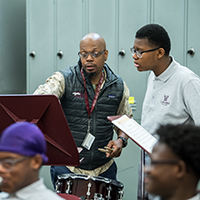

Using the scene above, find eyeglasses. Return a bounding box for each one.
[0,156,29,172]
[78,49,106,59]
[145,159,179,170]
[130,47,160,58]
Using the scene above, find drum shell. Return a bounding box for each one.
[56,173,124,200]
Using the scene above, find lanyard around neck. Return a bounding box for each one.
[81,68,104,117]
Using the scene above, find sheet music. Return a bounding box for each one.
[111,115,157,154]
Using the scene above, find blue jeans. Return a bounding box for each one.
[51,161,117,189]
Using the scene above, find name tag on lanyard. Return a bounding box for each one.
[82,132,95,150]
[80,68,104,150]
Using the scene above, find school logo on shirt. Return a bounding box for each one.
[161,95,170,106]
[72,91,84,98]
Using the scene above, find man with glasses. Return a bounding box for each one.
[0,122,64,200]
[144,123,200,200]
[34,33,132,188]
[131,24,200,200]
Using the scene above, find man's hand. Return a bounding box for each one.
[105,139,123,158]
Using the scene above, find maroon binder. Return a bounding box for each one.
[0,94,79,166]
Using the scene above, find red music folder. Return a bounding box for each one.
[107,115,157,154]
[0,94,79,166]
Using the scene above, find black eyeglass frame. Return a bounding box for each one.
[145,159,180,167]
[130,46,161,58]
[78,49,106,59]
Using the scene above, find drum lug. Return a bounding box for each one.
[106,184,112,200]
[118,190,124,200]
[86,182,92,199]
[94,193,104,200]
[66,180,72,194]
[55,181,61,193]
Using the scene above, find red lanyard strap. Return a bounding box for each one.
[81,68,104,117]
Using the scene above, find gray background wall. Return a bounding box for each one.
[0,0,200,199]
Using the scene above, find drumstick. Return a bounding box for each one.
[98,146,113,153]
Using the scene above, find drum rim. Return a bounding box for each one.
[57,173,124,188]
[57,173,111,183]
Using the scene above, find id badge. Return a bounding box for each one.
[82,132,95,150]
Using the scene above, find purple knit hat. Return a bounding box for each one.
[0,122,48,164]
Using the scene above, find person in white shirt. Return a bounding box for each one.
[144,124,200,200]
[0,122,64,200]
[131,23,200,200]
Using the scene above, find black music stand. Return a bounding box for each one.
[0,94,79,166]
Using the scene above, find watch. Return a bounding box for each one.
[118,136,128,148]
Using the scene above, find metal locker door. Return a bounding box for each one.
[153,0,185,65]
[87,0,116,73]
[117,1,150,199]
[26,0,55,94]
[118,0,150,124]
[56,0,84,70]
[187,0,200,76]
[0,0,26,94]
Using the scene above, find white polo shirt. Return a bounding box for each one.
[0,178,64,200]
[141,57,200,138]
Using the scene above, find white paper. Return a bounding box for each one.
[112,115,157,153]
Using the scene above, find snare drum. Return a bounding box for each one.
[55,173,124,200]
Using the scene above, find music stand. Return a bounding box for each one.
[0,94,79,166]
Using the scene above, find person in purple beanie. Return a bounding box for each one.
[0,122,64,200]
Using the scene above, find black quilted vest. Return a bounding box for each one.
[59,61,123,170]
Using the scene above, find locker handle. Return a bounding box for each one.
[119,49,125,57]
[187,48,195,57]
[29,51,36,58]
[57,50,64,59]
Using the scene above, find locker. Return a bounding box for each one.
[27,0,55,94]
[56,0,83,70]
[87,0,116,73]
[153,0,185,65]
[118,0,150,123]
[27,0,84,94]
[187,0,200,75]
[0,0,26,94]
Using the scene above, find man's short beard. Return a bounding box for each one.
[88,72,97,78]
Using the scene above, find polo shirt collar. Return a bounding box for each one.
[154,56,178,82]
